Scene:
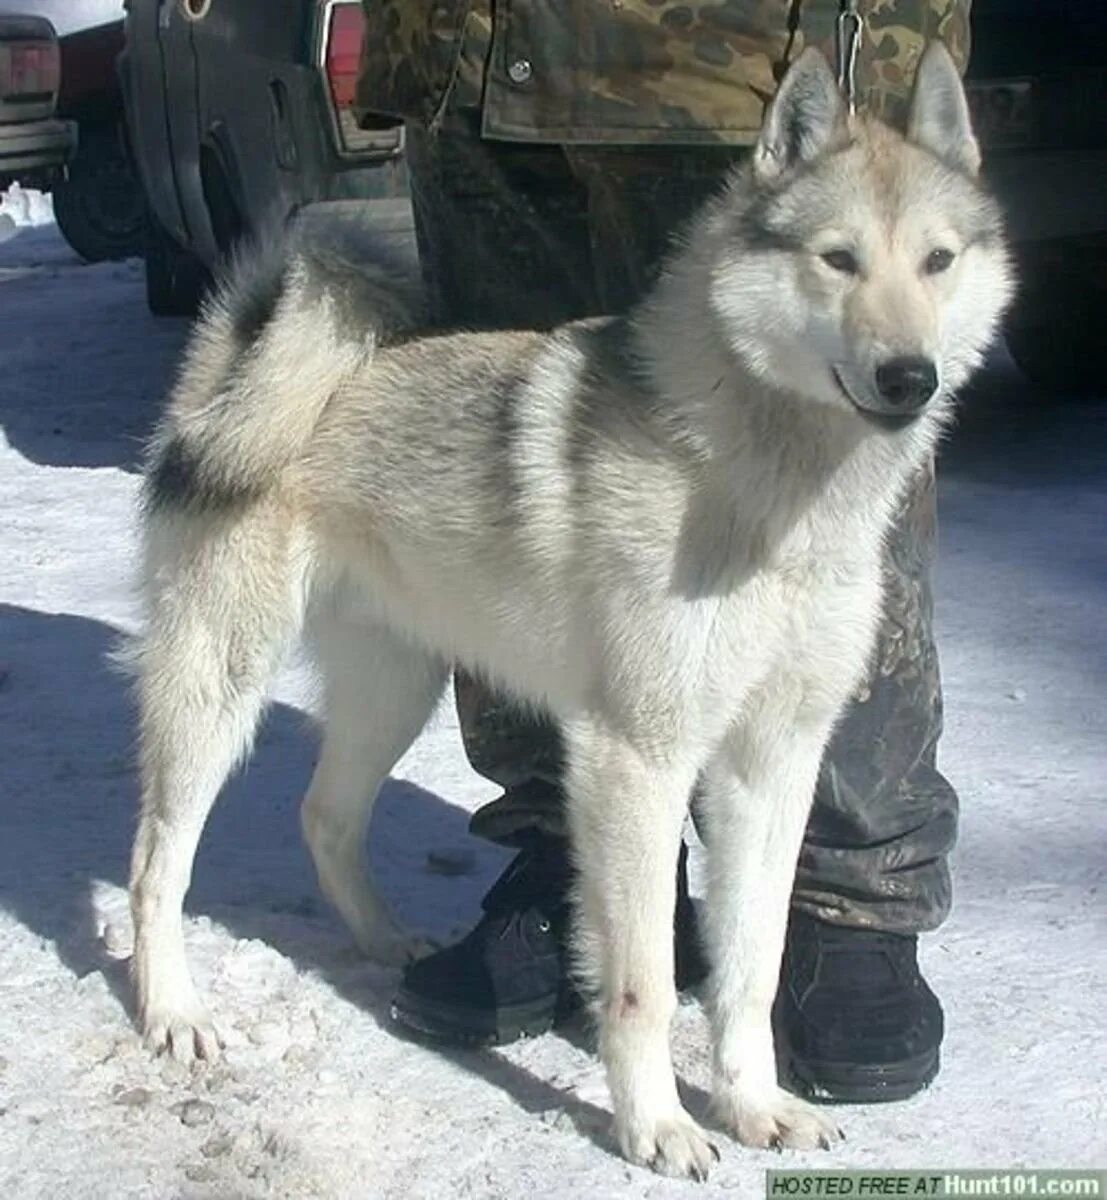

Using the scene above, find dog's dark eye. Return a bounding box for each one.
[925,248,955,275]
[821,249,859,275]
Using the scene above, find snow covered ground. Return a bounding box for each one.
[0,197,1103,1199]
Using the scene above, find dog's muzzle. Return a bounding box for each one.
[840,356,939,430]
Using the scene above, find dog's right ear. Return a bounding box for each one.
[754,49,847,182]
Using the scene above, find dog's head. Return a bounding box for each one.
[710,43,1014,430]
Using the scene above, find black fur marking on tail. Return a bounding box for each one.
[231,269,285,349]
[145,436,259,515]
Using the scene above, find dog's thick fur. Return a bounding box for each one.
[129,46,1011,1178]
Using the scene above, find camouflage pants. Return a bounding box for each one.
[406,119,958,934]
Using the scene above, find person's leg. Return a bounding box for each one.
[394,123,602,1042]
[392,132,723,1043]
[778,464,956,1101]
[404,113,590,835]
[404,119,599,331]
[766,22,969,1102]
[798,466,956,933]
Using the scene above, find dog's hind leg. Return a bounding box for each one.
[565,723,718,1180]
[699,703,844,1151]
[129,506,304,1063]
[301,615,447,964]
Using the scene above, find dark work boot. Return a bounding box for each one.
[776,910,944,1104]
[391,832,706,1046]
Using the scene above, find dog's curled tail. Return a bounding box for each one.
[144,215,423,514]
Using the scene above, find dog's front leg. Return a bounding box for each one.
[700,708,845,1150]
[564,725,717,1179]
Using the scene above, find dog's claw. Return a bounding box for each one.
[715,1085,844,1151]
[141,1008,222,1066]
[627,1113,718,1181]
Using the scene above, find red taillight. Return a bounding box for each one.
[320,1,400,157]
[0,39,60,101]
[324,4,364,113]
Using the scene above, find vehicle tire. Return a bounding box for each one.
[1005,239,1106,396]
[144,211,210,317]
[52,124,146,262]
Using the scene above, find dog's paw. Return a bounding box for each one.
[714,1085,843,1151]
[140,1001,222,1065]
[354,918,436,968]
[316,867,435,968]
[619,1110,721,1181]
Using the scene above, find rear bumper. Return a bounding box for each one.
[0,116,77,181]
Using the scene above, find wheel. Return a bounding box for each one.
[52,124,146,262]
[144,210,210,317]
[1005,238,1107,396]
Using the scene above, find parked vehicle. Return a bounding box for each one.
[53,1,144,261]
[967,0,1107,393]
[0,13,76,192]
[1,1,144,261]
[120,0,404,316]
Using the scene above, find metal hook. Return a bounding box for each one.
[836,0,863,114]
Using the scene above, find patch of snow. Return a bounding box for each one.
[0,184,55,228]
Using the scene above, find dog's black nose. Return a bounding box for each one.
[875,357,938,410]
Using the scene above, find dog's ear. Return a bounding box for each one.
[754,48,847,181]
[907,41,981,176]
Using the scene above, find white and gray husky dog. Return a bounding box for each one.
[128,44,1011,1178]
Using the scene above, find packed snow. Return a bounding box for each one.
[0,191,1103,1199]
